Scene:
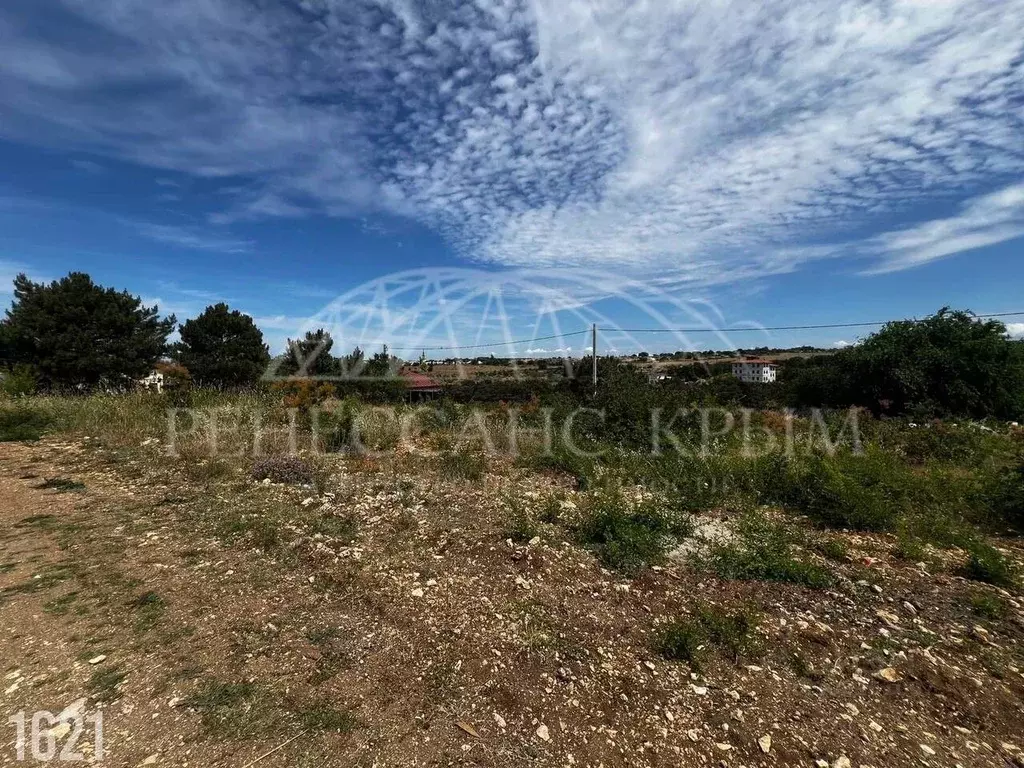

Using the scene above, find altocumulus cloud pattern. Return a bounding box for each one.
[2,0,1022,283]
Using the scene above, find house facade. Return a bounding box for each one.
[732,359,778,383]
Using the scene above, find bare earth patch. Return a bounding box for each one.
[2,438,1023,767]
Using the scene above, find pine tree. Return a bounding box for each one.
[175,303,270,388]
[4,272,175,390]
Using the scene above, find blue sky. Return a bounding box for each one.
[1,0,1023,356]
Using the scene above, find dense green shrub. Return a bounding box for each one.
[962,541,1017,587]
[695,511,835,588]
[1,364,38,396]
[654,604,760,670]
[0,404,52,442]
[576,486,693,573]
[986,460,1024,532]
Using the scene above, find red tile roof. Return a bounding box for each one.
[400,370,442,390]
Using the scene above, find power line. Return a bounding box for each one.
[392,328,589,352]
[381,311,1024,353]
[608,311,1024,334]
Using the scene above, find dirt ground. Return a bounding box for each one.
[2,437,1024,767]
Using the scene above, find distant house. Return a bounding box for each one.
[732,359,778,383]
[400,369,443,401]
[139,369,165,393]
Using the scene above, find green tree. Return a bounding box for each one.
[175,303,270,388]
[811,309,1024,419]
[4,272,175,390]
[277,329,339,378]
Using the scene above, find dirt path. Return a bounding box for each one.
[2,439,1024,767]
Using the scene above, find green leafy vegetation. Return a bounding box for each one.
[36,477,86,493]
[694,511,835,589]
[0,404,51,442]
[174,303,270,388]
[962,541,1017,588]
[576,486,693,574]
[654,604,760,671]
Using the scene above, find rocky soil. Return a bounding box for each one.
[2,437,1024,767]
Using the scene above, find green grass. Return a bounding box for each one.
[129,591,166,632]
[36,477,86,493]
[576,486,693,574]
[962,541,1017,588]
[966,592,1010,621]
[694,511,835,589]
[654,604,760,671]
[87,667,127,702]
[43,591,79,615]
[295,703,357,733]
[0,404,51,442]
[438,444,487,481]
[182,680,260,737]
[502,498,539,544]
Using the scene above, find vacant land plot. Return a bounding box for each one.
[1,395,1023,767]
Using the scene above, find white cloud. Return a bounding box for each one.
[0,1,1022,280]
[863,183,1024,274]
[124,221,253,254]
[833,340,852,348]
[1006,323,1024,340]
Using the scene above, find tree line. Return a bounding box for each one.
[1,273,1022,421]
[0,272,388,392]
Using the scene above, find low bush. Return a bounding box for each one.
[1,364,38,397]
[962,541,1017,587]
[0,403,52,442]
[576,487,693,574]
[695,511,835,589]
[250,455,315,485]
[654,604,760,671]
[502,499,539,543]
[986,460,1024,532]
[438,443,487,481]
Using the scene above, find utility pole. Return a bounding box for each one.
[591,323,598,393]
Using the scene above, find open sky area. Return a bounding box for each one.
[1,0,1023,355]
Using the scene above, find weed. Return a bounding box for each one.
[309,512,359,542]
[15,514,60,530]
[251,455,315,485]
[87,667,127,702]
[43,591,79,615]
[815,537,849,562]
[36,477,86,493]
[184,459,234,483]
[502,498,539,544]
[962,541,1017,588]
[182,680,261,737]
[294,704,357,733]
[577,487,692,574]
[654,604,760,671]
[0,404,51,442]
[438,444,487,481]
[537,495,564,524]
[695,511,835,589]
[893,534,929,563]
[129,591,166,632]
[789,652,826,682]
[966,592,1010,621]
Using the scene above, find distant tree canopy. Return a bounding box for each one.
[175,303,269,388]
[789,309,1024,419]
[3,272,175,390]
[277,329,340,379]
